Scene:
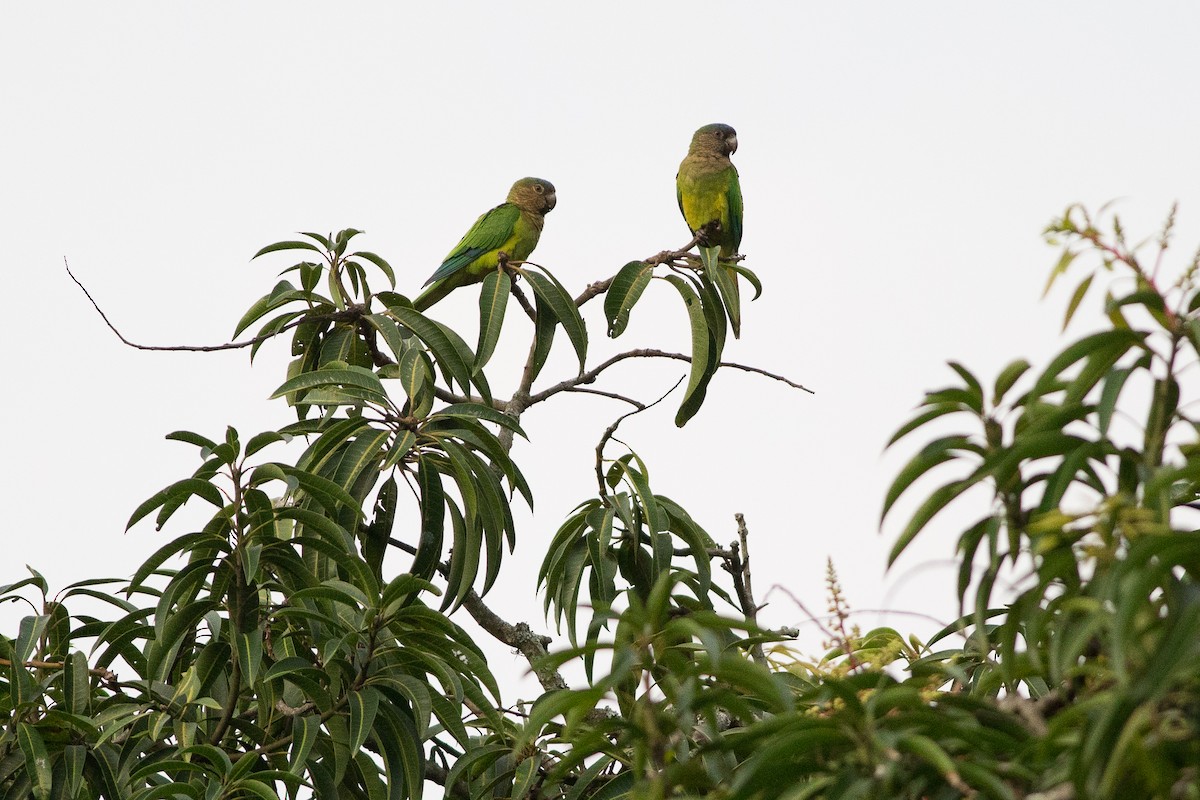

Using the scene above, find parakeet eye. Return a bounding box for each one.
[534,184,544,193]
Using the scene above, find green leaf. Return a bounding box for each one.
[525,269,588,373]
[992,358,1032,406]
[518,687,606,752]
[881,435,979,521]
[528,290,558,385]
[347,687,380,757]
[1062,271,1095,330]
[412,460,445,581]
[510,757,540,799]
[888,478,976,565]
[270,366,389,405]
[730,262,763,300]
[276,464,363,519]
[63,651,91,715]
[886,404,964,448]
[252,240,324,259]
[396,346,430,406]
[126,478,225,531]
[430,403,526,439]
[63,745,86,800]
[350,250,396,288]
[1031,329,1144,399]
[1097,366,1133,436]
[664,275,715,427]
[165,430,219,452]
[1042,247,1078,296]
[235,630,264,684]
[475,269,510,373]
[17,723,52,800]
[14,614,49,662]
[711,263,743,338]
[604,261,654,338]
[946,361,983,412]
[245,431,287,457]
[387,305,475,398]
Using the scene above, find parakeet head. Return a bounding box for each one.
[689,123,738,157]
[508,177,557,214]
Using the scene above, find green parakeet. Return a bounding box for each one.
[676,123,742,270]
[676,123,744,335]
[414,177,557,311]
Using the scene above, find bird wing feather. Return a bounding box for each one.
[423,202,520,286]
[725,167,743,255]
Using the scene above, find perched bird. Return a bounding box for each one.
[677,123,744,336]
[414,177,557,311]
[676,123,742,272]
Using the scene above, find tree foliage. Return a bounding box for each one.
[4,203,1200,800]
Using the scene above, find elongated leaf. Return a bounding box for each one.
[604,261,654,338]
[525,269,588,373]
[1097,366,1133,436]
[276,465,362,519]
[528,291,558,385]
[165,430,219,452]
[1042,247,1078,296]
[396,346,430,406]
[387,305,474,398]
[1062,271,1095,330]
[888,478,976,565]
[350,250,396,287]
[475,270,510,373]
[730,263,763,300]
[271,366,389,405]
[347,687,380,756]
[510,757,540,800]
[63,651,90,715]
[1031,329,1144,398]
[711,263,742,338]
[412,460,445,581]
[881,435,979,521]
[253,240,324,259]
[430,403,526,439]
[664,275,714,426]
[17,723,51,800]
[126,479,225,531]
[946,361,983,411]
[886,404,964,448]
[993,358,1032,406]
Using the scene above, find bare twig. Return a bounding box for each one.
[510,280,537,322]
[573,232,705,307]
[720,514,766,666]
[0,656,117,684]
[527,348,813,408]
[563,386,646,409]
[594,378,684,501]
[65,257,332,353]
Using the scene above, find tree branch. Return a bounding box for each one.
[563,386,646,409]
[425,761,471,800]
[721,513,767,666]
[64,257,339,353]
[594,379,683,501]
[573,232,704,308]
[526,348,813,408]
[460,590,567,692]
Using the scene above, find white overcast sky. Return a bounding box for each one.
[5,2,1200,683]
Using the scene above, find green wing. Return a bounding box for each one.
[424,202,520,286]
[724,167,743,256]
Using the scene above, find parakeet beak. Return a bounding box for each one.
[728,135,738,155]
[546,193,557,211]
